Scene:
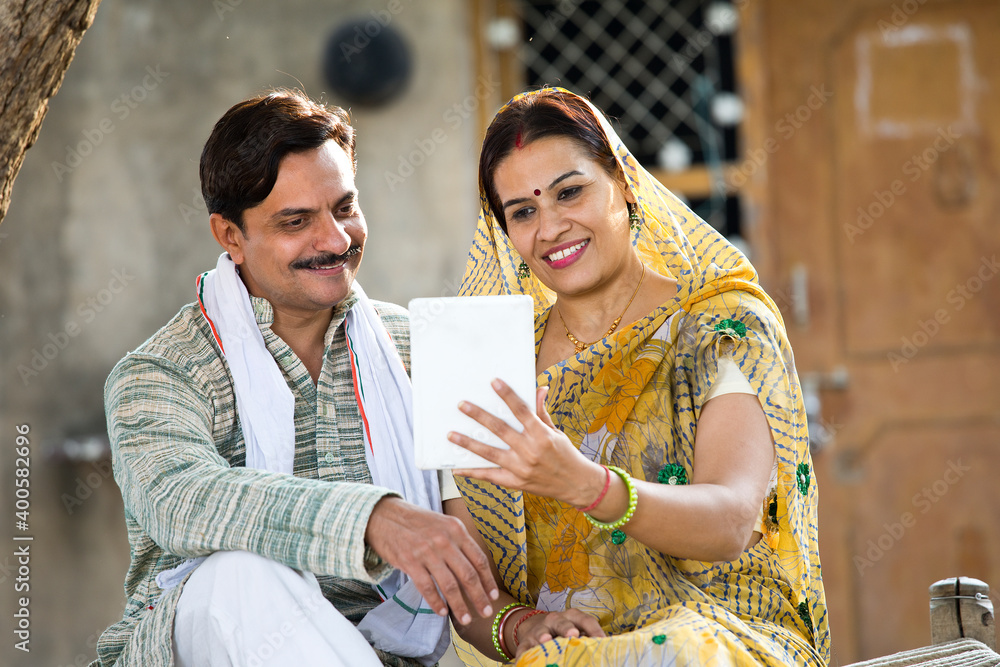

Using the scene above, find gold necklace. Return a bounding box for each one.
[556,264,646,353]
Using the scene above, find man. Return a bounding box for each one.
[92,90,497,667]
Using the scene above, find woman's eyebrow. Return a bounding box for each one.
[549,170,583,189]
[502,171,584,210]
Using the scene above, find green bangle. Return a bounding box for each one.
[584,465,638,530]
[491,602,523,661]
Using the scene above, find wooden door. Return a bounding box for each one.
[758,0,1000,662]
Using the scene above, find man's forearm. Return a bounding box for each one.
[108,353,397,582]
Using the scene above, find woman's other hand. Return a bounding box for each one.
[511,609,606,657]
[448,379,606,508]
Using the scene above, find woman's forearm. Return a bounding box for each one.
[451,590,531,661]
[585,475,763,561]
[580,392,775,562]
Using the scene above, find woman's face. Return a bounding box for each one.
[493,135,636,298]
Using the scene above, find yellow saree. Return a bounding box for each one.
[455,89,829,666]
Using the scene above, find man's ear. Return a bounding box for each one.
[210,213,247,264]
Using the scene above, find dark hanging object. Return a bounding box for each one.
[323,18,412,107]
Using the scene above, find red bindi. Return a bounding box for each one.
[534,189,541,196]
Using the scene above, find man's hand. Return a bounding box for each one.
[364,496,499,625]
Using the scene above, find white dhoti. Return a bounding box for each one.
[172,551,383,667]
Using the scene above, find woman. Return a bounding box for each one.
[442,87,830,666]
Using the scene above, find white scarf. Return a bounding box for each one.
[158,253,447,665]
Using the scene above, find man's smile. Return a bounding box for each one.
[293,246,362,272]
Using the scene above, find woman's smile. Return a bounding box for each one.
[543,239,589,268]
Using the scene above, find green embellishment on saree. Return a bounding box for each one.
[714,318,747,339]
[658,463,688,486]
[798,600,813,632]
[765,488,779,532]
[796,462,811,495]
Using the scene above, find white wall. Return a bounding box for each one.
[0,1,481,663]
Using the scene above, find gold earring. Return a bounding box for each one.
[628,203,642,231]
[517,260,530,278]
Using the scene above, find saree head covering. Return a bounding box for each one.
[455,88,830,666]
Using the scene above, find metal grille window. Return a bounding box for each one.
[519,0,742,236]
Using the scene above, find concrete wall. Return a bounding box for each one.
[0,1,481,663]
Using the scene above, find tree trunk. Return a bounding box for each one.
[0,0,102,224]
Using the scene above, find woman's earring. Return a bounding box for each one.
[517,260,531,278]
[628,203,642,231]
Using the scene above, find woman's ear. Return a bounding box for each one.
[615,169,637,205]
[619,180,637,205]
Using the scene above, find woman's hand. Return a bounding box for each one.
[448,379,605,508]
[511,609,606,657]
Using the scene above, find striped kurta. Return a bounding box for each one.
[91,291,423,667]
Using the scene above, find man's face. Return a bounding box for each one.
[221,141,366,317]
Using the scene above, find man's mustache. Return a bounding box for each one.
[292,246,362,269]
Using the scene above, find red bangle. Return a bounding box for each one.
[512,609,547,647]
[578,465,611,513]
[497,604,523,659]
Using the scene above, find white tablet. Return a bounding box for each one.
[409,295,536,470]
